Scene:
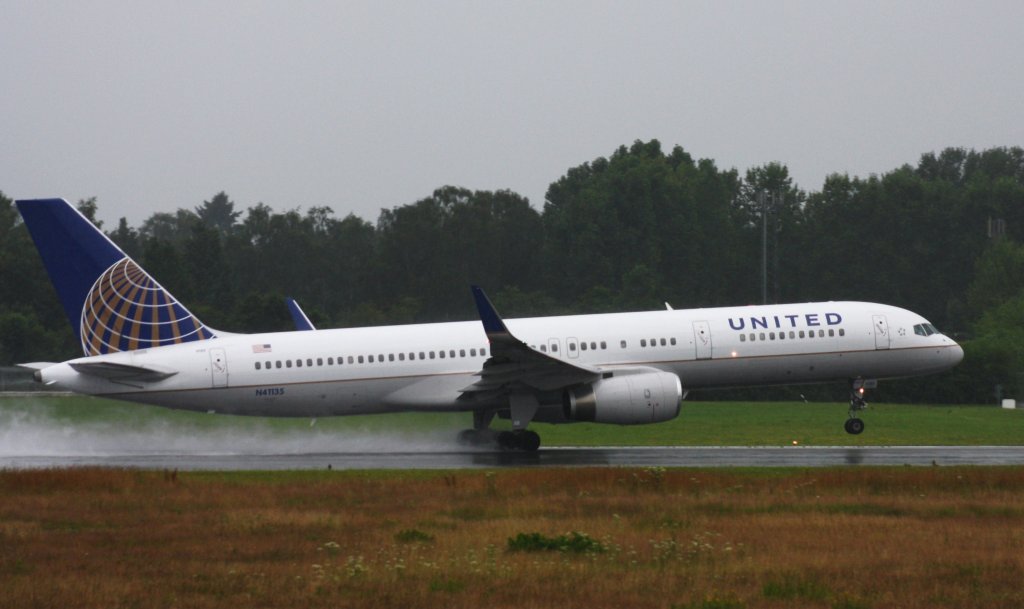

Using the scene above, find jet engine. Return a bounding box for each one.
[562,370,682,424]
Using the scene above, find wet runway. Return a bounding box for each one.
[3,446,1024,470]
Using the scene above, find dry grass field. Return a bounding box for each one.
[1,467,1022,609]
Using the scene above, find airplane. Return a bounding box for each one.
[15,198,964,451]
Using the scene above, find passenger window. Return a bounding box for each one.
[389,354,395,362]
[601,341,607,349]
[789,331,795,339]
[581,343,588,351]
[551,344,558,352]
[419,352,425,360]
[266,361,271,369]
[540,345,547,352]
[368,355,374,363]
[839,329,845,336]
[307,358,313,367]
[348,356,354,364]
[470,348,477,357]
[358,356,364,363]
[481,348,487,356]
[399,353,405,361]
[449,350,456,358]
[818,330,825,337]
[276,361,282,369]
[759,333,765,341]
[255,362,261,370]
[641,339,647,347]
[660,338,666,346]
[828,329,835,337]
[327,357,334,365]
[429,351,435,359]
[460,349,466,357]
[439,351,445,359]
[670,338,676,346]
[740,334,746,342]
[296,359,303,368]
[569,342,576,351]
[620,340,627,348]
[778,332,785,340]
[769,332,776,340]
[650,338,657,346]
[286,360,293,368]
[799,331,805,338]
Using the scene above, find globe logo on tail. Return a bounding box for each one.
[80,258,215,355]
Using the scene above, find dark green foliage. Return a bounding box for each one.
[3,144,1024,403]
[394,529,434,543]
[507,531,606,553]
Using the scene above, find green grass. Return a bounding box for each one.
[1,394,1021,446]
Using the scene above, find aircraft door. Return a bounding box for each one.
[209,348,228,387]
[692,321,712,360]
[872,315,890,350]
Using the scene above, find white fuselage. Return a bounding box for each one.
[38,301,963,418]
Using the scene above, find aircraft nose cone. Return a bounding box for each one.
[949,343,964,366]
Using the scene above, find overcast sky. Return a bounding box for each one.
[3,1,1022,227]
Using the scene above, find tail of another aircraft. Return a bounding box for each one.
[16,198,216,356]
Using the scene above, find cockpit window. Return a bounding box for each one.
[914,323,941,336]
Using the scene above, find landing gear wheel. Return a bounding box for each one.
[496,430,542,452]
[497,431,518,450]
[519,430,541,452]
[846,379,871,436]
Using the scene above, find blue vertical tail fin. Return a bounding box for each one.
[16,198,216,356]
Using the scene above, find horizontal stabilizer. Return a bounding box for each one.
[17,362,58,371]
[69,361,178,382]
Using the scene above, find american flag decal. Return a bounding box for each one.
[252,344,272,353]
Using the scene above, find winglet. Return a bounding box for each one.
[471,285,510,339]
[286,297,316,331]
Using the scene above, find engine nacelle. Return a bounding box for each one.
[562,370,682,425]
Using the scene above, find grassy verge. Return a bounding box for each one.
[1,467,1022,608]
[2,394,1021,446]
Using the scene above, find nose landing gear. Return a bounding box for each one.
[846,379,874,435]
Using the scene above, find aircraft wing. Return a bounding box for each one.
[461,286,601,397]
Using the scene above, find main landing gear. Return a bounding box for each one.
[456,410,542,451]
[456,428,541,451]
[845,379,873,435]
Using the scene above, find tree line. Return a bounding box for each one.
[3,141,1024,403]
